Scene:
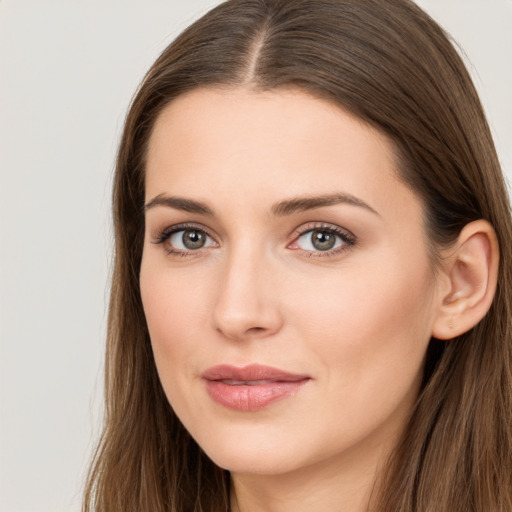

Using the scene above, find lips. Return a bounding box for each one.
[202,364,310,411]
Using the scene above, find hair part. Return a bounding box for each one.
[83,1,512,511]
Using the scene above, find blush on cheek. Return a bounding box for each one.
[309,270,431,364]
[142,281,205,362]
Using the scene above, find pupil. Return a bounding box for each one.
[312,230,335,251]
[183,230,205,249]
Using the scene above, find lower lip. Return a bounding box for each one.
[204,379,309,412]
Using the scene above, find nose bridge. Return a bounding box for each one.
[211,240,282,340]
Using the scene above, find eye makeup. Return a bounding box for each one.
[287,222,357,258]
[151,222,218,257]
[150,220,357,259]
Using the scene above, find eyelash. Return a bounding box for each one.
[151,222,356,258]
[289,222,356,258]
[152,223,217,257]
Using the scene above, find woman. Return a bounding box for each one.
[83,0,512,510]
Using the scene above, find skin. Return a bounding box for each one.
[140,87,448,512]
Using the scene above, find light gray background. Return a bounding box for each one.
[0,1,510,511]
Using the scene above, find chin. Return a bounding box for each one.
[205,447,302,476]
[192,425,310,475]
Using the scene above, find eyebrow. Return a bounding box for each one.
[271,193,380,217]
[144,194,214,215]
[144,192,379,217]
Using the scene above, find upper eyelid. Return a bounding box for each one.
[290,221,355,240]
[151,221,356,248]
[159,222,216,238]
[150,223,219,250]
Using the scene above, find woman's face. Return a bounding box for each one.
[140,88,443,478]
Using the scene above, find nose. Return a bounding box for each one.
[211,247,284,341]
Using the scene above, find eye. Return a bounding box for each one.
[168,229,216,251]
[298,229,340,251]
[289,224,356,255]
[152,224,218,255]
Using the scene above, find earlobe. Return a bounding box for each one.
[431,220,499,340]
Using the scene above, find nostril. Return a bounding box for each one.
[211,283,283,340]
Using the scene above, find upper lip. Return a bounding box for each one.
[201,364,310,383]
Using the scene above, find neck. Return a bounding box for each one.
[230,435,393,512]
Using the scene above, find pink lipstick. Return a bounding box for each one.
[202,364,310,412]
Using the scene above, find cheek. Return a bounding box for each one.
[140,264,207,381]
[288,253,435,384]
[278,259,435,455]
[139,243,436,472]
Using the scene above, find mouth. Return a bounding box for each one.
[201,364,311,412]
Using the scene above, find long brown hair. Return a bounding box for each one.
[83,1,512,510]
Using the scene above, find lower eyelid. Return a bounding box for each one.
[291,224,355,242]
[170,229,216,250]
[151,223,216,245]
[151,223,355,257]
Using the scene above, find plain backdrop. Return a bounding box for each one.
[0,1,510,511]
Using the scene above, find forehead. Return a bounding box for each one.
[145,87,419,222]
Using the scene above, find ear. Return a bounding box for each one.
[431,219,499,340]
